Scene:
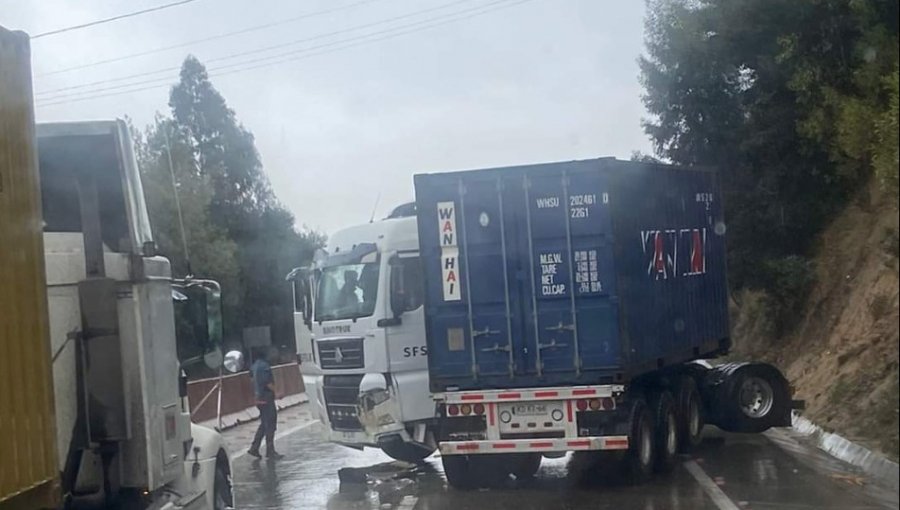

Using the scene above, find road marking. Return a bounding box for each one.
[397,495,418,510]
[684,460,741,510]
[232,419,320,461]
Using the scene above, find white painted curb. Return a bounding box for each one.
[792,412,899,491]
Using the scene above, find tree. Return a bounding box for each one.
[138,56,324,354]
[639,0,898,299]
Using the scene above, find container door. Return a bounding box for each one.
[455,178,518,377]
[516,166,619,376]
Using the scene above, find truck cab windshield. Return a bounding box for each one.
[316,262,379,322]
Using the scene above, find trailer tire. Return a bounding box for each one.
[442,455,508,489]
[623,396,654,484]
[721,364,790,433]
[650,391,678,473]
[381,441,435,464]
[510,453,542,480]
[442,455,475,490]
[675,376,704,451]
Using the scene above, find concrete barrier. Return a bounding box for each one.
[187,362,305,424]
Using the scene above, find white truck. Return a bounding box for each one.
[2,27,237,510]
[39,120,238,509]
[288,203,437,462]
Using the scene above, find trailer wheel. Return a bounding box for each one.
[442,455,508,489]
[675,376,704,451]
[650,391,678,473]
[442,455,475,490]
[722,364,790,433]
[623,396,654,484]
[510,453,542,480]
[381,441,435,464]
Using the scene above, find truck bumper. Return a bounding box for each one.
[439,435,630,455]
[326,423,411,449]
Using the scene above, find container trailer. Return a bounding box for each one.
[409,158,798,488]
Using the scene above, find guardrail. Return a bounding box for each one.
[187,362,304,426]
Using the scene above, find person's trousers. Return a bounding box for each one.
[251,400,277,453]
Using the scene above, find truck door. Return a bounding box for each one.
[515,166,620,376]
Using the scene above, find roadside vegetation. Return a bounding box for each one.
[132,57,324,370]
[640,0,899,459]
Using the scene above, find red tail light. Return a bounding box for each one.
[473,403,485,415]
[576,399,588,411]
[600,397,615,410]
[447,404,460,416]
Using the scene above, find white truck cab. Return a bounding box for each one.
[289,204,436,461]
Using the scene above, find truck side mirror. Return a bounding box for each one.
[173,279,225,371]
[223,350,244,373]
[287,267,315,329]
[389,256,406,320]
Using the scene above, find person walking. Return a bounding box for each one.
[248,346,284,459]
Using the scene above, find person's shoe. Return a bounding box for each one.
[247,448,262,459]
[266,451,285,460]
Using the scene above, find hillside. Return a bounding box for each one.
[731,181,900,461]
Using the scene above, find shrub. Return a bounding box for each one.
[760,256,816,334]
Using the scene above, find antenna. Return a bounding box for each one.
[369,191,381,223]
[163,125,192,277]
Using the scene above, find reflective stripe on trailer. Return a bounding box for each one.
[439,436,630,455]
[437,385,625,404]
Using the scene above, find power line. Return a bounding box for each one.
[35,0,479,98]
[36,0,533,108]
[38,0,387,76]
[36,0,511,103]
[33,0,201,39]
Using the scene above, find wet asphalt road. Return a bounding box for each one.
[232,421,898,510]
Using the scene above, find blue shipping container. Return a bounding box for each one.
[414,158,730,392]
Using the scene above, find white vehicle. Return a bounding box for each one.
[41,121,236,509]
[0,113,236,508]
[288,203,437,461]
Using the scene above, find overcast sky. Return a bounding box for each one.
[4,0,652,234]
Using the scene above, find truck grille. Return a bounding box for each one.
[318,338,365,369]
[323,374,364,431]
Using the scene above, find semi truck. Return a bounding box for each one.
[1,27,237,509]
[287,204,437,462]
[405,158,799,488]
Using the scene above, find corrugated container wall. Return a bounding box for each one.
[415,158,730,392]
[0,26,60,509]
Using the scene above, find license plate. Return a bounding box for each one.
[513,403,548,416]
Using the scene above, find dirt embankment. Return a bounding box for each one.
[731,182,900,461]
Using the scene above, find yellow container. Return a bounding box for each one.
[0,26,60,509]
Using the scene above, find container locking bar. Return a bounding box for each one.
[523,175,543,377]
[496,177,515,378]
[458,179,478,379]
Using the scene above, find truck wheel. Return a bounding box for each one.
[381,441,435,464]
[675,376,704,451]
[623,396,654,484]
[470,455,510,488]
[510,453,542,480]
[442,455,475,489]
[213,458,233,510]
[723,364,790,433]
[650,391,678,473]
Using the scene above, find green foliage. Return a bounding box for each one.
[136,56,324,353]
[760,255,815,333]
[640,0,899,309]
[873,68,899,199]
